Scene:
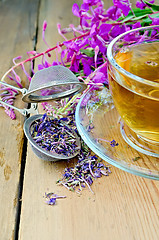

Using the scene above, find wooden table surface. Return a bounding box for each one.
[0,0,158,239]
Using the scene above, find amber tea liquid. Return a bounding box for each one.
[108,42,159,142]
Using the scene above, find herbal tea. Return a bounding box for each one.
[108,42,159,142]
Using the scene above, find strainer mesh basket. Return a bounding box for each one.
[22,65,87,102]
[28,65,79,91]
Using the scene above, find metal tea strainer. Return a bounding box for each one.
[0,101,81,161]
[24,114,81,161]
[0,65,85,161]
[0,65,87,103]
[23,65,87,102]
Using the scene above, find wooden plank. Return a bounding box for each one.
[0,0,39,239]
[19,155,159,239]
[19,0,159,240]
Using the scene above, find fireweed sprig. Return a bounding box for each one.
[0,0,159,119]
[0,32,89,119]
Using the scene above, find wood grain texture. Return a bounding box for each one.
[0,0,39,239]
[19,152,159,240]
[18,0,159,240]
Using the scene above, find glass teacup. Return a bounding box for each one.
[107,25,159,156]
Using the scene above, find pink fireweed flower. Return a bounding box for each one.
[13,56,22,65]
[149,16,159,25]
[57,23,68,41]
[42,20,50,49]
[113,0,131,16]
[136,0,155,10]
[43,20,47,31]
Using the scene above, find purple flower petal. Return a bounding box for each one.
[87,176,93,185]
[82,58,92,76]
[110,25,126,38]
[94,169,102,178]
[72,3,80,17]
[90,24,98,36]
[136,0,146,9]
[106,6,122,20]
[81,3,89,11]
[46,197,56,205]
[150,17,159,25]
[93,64,108,85]
[99,23,112,37]
[113,0,131,16]
[110,139,119,147]
[132,22,142,29]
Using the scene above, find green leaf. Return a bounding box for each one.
[80,48,94,57]
[141,16,152,26]
[118,14,134,22]
[133,8,152,17]
[131,14,150,21]
[149,12,159,18]
[143,1,159,11]
[117,8,152,23]
[140,12,159,26]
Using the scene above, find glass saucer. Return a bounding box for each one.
[75,87,159,180]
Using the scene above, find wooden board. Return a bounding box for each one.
[0,0,39,239]
[18,1,159,240]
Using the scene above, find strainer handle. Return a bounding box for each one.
[0,81,27,94]
[0,100,38,116]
